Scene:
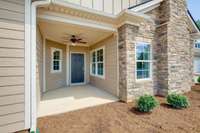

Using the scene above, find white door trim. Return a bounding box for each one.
[70,52,86,86]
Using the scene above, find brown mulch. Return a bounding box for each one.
[19,86,200,133]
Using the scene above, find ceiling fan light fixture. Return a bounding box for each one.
[71,42,77,46]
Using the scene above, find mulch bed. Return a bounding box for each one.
[18,86,200,133]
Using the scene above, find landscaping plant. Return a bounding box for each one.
[137,95,159,112]
[167,93,189,109]
[197,76,200,83]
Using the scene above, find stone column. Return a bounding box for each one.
[118,24,139,102]
[156,0,193,95]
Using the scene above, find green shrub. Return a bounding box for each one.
[197,76,200,83]
[137,95,159,112]
[167,93,189,109]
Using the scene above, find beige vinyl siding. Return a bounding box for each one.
[46,40,66,91]
[0,0,25,132]
[90,35,118,96]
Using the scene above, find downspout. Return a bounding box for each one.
[30,0,52,132]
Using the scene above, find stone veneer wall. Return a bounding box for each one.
[118,0,193,102]
[118,21,156,102]
[156,0,193,95]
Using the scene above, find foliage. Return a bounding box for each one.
[167,93,189,109]
[137,95,159,112]
[30,128,40,133]
[197,76,200,83]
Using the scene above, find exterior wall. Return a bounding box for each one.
[156,0,193,95]
[118,0,193,102]
[62,0,144,15]
[0,0,26,132]
[69,46,90,84]
[118,21,156,102]
[45,40,66,91]
[89,35,118,96]
[36,27,43,107]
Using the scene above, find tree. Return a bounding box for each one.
[196,20,200,29]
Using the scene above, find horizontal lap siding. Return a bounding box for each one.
[0,0,25,132]
[90,35,118,96]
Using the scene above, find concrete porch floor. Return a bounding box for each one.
[38,85,118,117]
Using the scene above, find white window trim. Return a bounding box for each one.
[135,42,152,82]
[51,47,62,73]
[90,46,105,79]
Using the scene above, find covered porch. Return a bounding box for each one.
[36,3,120,117]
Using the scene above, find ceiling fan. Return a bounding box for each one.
[63,34,87,46]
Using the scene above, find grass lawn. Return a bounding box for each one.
[18,86,200,133]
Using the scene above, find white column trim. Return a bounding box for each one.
[66,44,70,86]
[30,4,37,131]
[30,0,51,132]
[25,0,31,129]
[43,38,46,92]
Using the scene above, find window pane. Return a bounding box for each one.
[137,62,143,70]
[144,44,150,53]
[137,52,143,60]
[136,45,143,53]
[137,71,143,79]
[143,62,150,70]
[92,63,96,74]
[136,43,150,61]
[53,61,60,70]
[97,49,103,62]
[97,63,103,75]
[144,52,150,60]
[92,52,96,62]
[54,61,59,66]
[54,65,59,70]
[144,71,150,78]
[137,62,150,70]
[54,51,60,60]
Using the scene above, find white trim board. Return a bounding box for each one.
[38,11,117,32]
[130,0,163,13]
[30,0,51,132]
[43,38,46,93]
[69,52,87,85]
[25,0,31,129]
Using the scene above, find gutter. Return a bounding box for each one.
[128,0,153,9]
[187,10,200,33]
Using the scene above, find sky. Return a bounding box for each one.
[187,0,200,21]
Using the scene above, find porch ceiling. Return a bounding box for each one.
[38,19,114,46]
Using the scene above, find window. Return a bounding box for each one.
[90,47,105,78]
[194,58,200,74]
[136,43,152,80]
[51,48,62,73]
[195,43,200,49]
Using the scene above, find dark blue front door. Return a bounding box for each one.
[71,53,84,84]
